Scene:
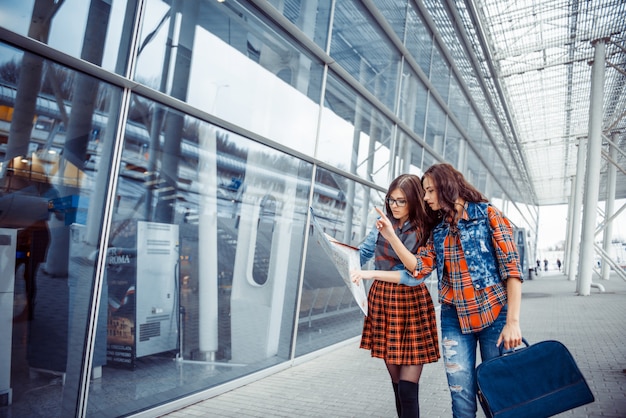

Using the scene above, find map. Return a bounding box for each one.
[309,207,368,315]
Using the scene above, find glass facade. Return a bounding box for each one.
[0,1,537,417]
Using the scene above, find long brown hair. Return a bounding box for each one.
[385,174,436,247]
[422,163,487,227]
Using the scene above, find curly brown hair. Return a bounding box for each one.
[385,174,437,247]
[422,163,487,227]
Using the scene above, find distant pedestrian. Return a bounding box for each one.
[544,258,548,271]
[556,258,562,271]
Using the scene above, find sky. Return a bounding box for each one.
[537,199,626,250]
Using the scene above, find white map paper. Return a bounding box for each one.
[309,208,368,315]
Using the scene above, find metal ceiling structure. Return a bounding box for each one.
[461,0,626,206]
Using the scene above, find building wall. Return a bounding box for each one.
[0,1,537,416]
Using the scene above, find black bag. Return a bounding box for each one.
[476,339,594,418]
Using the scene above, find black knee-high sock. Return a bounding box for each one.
[398,380,419,418]
[392,382,401,417]
[415,382,420,417]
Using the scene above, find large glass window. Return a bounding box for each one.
[265,0,333,51]
[318,72,393,188]
[449,75,470,126]
[394,130,427,176]
[424,97,446,152]
[330,0,400,111]
[467,111,483,151]
[430,46,450,104]
[0,0,135,74]
[444,121,461,167]
[465,148,482,187]
[297,168,381,356]
[134,0,324,156]
[405,6,432,76]
[85,94,314,416]
[372,0,409,41]
[422,149,439,171]
[0,42,121,417]
[399,68,428,139]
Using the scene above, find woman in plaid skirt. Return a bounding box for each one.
[364,164,523,418]
[352,174,440,418]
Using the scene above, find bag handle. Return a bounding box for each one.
[499,337,530,356]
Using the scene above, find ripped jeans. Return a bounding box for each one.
[440,303,507,418]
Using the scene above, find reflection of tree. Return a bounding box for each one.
[128,0,201,223]
[0,61,75,131]
[0,59,20,84]
[3,0,64,167]
[63,1,112,171]
[216,132,246,160]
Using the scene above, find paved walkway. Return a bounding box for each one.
[162,271,626,417]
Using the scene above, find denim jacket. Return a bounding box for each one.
[399,202,503,289]
[360,224,424,285]
[432,202,502,291]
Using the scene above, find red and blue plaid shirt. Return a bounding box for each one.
[414,205,522,333]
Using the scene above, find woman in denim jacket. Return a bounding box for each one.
[353,164,523,418]
[356,174,440,418]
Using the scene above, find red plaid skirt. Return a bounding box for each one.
[360,280,440,365]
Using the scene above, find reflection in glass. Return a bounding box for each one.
[448,75,470,127]
[394,130,425,176]
[297,169,381,356]
[0,0,135,74]
[430,47,450,103]
[318,73,393,188]
[372,0,408,41]
[264,0,333,50]
[444,122,461,169]
[330,0,400,111]
[422,149,438,171]
[425,98,446,152]
[399,68,428,139]
[135,0,323,156]
[405,6,433,76]
[0,42,120,417]
[84,93,314,416]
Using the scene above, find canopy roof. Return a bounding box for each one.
[468,0,626,205]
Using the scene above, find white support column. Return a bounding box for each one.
[457,139,467,174]
[567,139,586,282]
[601,132,618,281]
[197,125,219,359]
[563,178,575,275]
[577,39,606,296]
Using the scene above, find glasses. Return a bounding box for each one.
[386,198,407,207]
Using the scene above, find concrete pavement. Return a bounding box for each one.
[162,270,626,417]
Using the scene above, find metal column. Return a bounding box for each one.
[577,39,606,296]
[601,132,618,281]
[567,138,586,282]
[563,178,575,276]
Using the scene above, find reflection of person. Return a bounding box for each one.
[12,184,58,321]
[16,221,50,320]
[358,164,523,418]
[556,258,562,271]
[544,258,548,271]
[351,174,439,418]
